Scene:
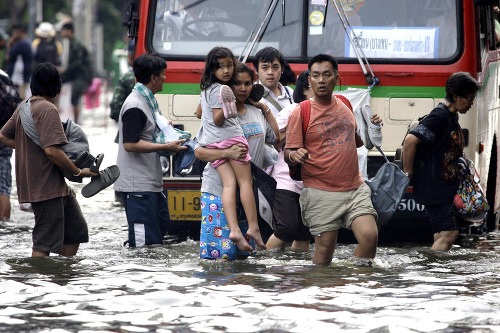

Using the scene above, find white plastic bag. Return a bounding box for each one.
[154,113,180,142]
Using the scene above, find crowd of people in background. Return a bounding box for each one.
[0,20,93,123]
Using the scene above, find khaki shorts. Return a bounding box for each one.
[299,183,377,236]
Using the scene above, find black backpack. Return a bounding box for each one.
[394,115,427,167]
[394,104,450,174]
[34,38,61,66]
[0,74,21,128]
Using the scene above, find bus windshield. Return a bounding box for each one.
[151,0,459,62]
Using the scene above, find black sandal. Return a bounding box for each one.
[81,165,120,198]
[91,153,104,173]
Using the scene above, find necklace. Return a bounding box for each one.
[238,104,248,119]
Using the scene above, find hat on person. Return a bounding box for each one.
[35,22,56,38]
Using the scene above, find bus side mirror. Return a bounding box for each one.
[122,0,139,38]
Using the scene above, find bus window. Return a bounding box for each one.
[307,0,460,60]
[494,4,500,48]
[421,0,458,59]
[151,0,461,62]
[151,0,303,58]
[476,2,499,70]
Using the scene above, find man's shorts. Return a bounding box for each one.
[123,191,170,247]
[199,192,253,260]
[425,202,459,234]
[300,183,377,236]
[31,192,89,254]
[0,156,12,196]
[71,80,89,106]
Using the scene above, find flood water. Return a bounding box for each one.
[1,110,499,333]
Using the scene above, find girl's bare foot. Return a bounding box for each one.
[246,228,266,250]
[230,231,253,252]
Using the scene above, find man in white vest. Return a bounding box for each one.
[114,54,186,247]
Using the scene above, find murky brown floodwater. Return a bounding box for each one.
[1,107,499,333]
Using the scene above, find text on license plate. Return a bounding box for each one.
[167,190,201,221]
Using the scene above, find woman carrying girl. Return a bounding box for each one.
[197,61,279,260]
[197,46,266,252]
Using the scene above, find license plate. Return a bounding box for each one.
[167,190,201,221]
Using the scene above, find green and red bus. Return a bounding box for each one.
[126,0,499,242]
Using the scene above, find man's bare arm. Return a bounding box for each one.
[124,139,187,153]
[195,144,248,163]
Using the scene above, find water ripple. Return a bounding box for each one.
[1,121,499,332]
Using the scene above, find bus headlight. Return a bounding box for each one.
[160,155,170,177]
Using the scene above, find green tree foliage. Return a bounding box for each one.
[42,0,71,24]
[96,0,130,74]
[0,0,27,26]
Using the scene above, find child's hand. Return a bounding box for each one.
[370,114,383,126]
[195,103,202,119]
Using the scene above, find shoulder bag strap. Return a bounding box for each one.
[284,86,293,104]
[263,90,283,112]
[19,99,43,148]
[299,99,311,136]
[427,104,453,153]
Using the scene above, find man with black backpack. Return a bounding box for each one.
[0,70,21,220]
[32,22,62,67]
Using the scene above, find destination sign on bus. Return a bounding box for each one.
[346,27,438,59]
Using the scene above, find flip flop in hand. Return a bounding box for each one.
[81,165,120,198]
[219,85,238,119]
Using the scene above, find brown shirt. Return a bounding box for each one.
[1,96,69,203]
[286,98,363,192]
